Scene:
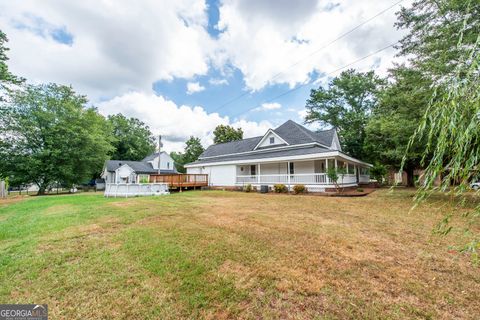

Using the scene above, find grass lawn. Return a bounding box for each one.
[0,190,478,319]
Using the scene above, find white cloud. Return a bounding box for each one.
[0,0,214,99]
[253,102,282,112]
[97,91,272,152]
[208,78,229,86]
[186,82,205,94]
[214,0,408,91]
[0,0,412,143]
[0,0,411,99]
[298,110,308,119]
[261,102,282,110]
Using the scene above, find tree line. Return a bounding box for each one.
[304,0,479,187]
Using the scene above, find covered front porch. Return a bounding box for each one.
[235,157,370,189]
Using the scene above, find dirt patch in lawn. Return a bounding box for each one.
[0,196,29,207]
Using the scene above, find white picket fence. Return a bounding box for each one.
[104,183,169,197]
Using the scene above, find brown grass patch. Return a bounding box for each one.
[1,190,479,319]
[186,191,480,319]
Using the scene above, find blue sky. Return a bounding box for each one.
[0,0,406,151]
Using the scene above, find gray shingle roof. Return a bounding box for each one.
[189,145,332,165]
[273,120,335,147]
[197,120,337,160]
[199,136,263,158]
[105,160,158,174]
[104,160,178,174]
[142,151,167,162]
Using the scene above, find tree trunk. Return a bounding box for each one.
[406,166,415,187]
[37,184,47,195]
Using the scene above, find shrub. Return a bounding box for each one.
[274,184,287,193]
[293,184,306,194]
[357,188,364,192]
[243,184,252,192]
[370,163,387,184]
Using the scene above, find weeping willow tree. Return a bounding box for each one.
[405,22,480,262]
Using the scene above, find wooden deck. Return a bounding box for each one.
[149,174,208,188]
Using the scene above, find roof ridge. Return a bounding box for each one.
[209,135,262,146]
[277,120,317,142]
[316,127,336,133]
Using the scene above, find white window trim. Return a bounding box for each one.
[253,129,289,150]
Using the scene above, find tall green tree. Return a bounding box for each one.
[0,84,114,194]
[304,69,385,160]
[107,114,156,161]
[1,30,23,100]
[171,136,204,173]
[364,67,432,186]
[397,0,480,260]
[395,0,479,81]
[213,125,243,144]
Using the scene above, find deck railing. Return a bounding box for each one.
[150,174,208,187]
[236,173,358,185]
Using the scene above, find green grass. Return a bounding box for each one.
[0,190,478,319]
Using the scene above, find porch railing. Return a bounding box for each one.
[236,174,358,185]
[359,174,370,183]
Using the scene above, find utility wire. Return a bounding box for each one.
[230,41,399,119]
[210,0,404,113]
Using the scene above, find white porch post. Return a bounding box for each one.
[287,161,291,191]
[325,158,329,184]
[257,163,261,184]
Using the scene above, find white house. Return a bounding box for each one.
[185,120,371,192]
[102,151,176,184]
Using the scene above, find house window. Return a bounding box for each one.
[167,162,170,169]
[269,137,275,144]
[289,162,294,174]
[251,165,256,176]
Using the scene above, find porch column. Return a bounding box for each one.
[287,161,291,190]
[325,158,329,184]
[257,163,261,184]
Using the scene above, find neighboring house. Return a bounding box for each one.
[102,151,177,184]
[185,120,371,192]
[95,178,106,191]
[388,169,441,187]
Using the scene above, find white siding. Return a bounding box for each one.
[187,167,202,174]
[236,164,258,175]
[105,172,115,183]
[189,165,236,186]
[116,165,135,183]
[260,163,287,174]
[148,152,175,170]
[294,160,314,174]
[257,132,285,148]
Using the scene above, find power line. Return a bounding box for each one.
[230,41,398,119]
[210,0,404,113]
